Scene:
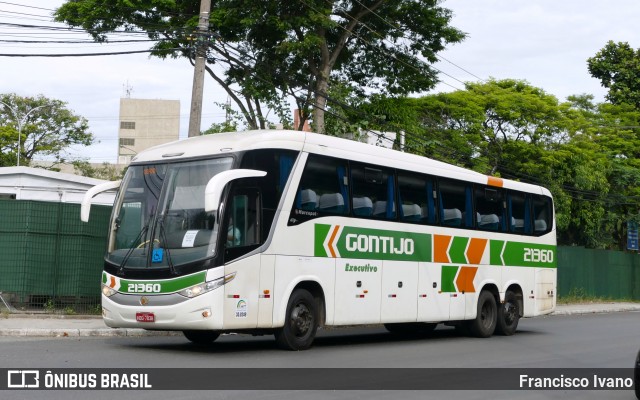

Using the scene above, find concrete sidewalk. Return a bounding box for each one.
[0,302,639,338]
[0,314,182,338]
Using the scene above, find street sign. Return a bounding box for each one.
[627,221,638,251]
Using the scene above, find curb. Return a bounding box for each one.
[0,328,182,338]
[552,305,640,316]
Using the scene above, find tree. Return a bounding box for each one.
[408,81,613,248]
[571,96,640,249]
[72,160,124,181]
[202,121,239,135]
[357,81,632,248]
[55,0,464,133]
[362,79,573,173]
[0,94,93,167]
[587,41,640,109]
[524,137,610,248]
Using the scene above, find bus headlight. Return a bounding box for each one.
[178,272,236,298]
[102,284,117,297]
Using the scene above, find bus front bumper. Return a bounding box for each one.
[101,290,224,331]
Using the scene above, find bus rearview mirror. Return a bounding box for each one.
[80,180,121,222]
[204,169,267,213]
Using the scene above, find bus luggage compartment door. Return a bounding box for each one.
[380,260,418,323]
[535,268,556,313]
[334,258,382,325]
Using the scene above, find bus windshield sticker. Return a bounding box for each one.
[181,230,199,248]
[151,248,164,263]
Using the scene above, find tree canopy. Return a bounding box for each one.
[587,41,640,109]
[0,93,93,167]
[71,160,124,181]
[52,2,640,251]
[55,0,464,132]
[356,80,640,249]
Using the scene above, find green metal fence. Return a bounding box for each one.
[557,246,640,301]
[0,199,111,314]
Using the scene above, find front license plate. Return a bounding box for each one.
[136,312,155,323]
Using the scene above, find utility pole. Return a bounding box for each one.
[187,0,211,137]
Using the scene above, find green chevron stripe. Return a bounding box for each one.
[490,240,505,266]
[314,224,332,257]
[441,265,459,293]
[449,237,469,264]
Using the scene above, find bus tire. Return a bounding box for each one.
[496,291,520,336]
[183,330,220,344]
[469,290,497,338]
[275,289,318,351]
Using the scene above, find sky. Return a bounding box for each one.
[1,0,640,163]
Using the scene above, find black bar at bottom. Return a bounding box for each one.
[0,368,634,390]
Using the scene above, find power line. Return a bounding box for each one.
[0,1,54,12]
[0,21,100,32]
[0,10,53,22]
[0,48,181,57]
[350,0,486,83]
[0,38,157,44]
[299,0,464,92]
[435,54,485,82]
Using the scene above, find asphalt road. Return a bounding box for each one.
[1,312,639,400]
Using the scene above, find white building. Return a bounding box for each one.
[0,167,116,205]
[118,98,180,165]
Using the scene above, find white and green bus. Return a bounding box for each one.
[82,130,556,350]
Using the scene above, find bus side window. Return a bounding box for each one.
[351,164,396,220]
[240,149,298,238]
[508,191,532,235]
[225,190,260,254]
[222,189,262,263]
[296,155,349,216]
[532,194,552,234]
[397,171,437,224]
[438,179,473,228]
[475,186,506,232]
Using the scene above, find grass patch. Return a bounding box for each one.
[557,287,639,304]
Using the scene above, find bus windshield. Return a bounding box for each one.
[107,157,234,270]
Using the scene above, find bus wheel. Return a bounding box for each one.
[385,322,437,335]
[469,291,497,338]
[183,330,220,344]
[496,291,520,336]
[275,289,318,350]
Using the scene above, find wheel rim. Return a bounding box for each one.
[291,302,313,338]
[503,301,518,326]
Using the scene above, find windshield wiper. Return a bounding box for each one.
[157,216,177,276]
[118,224,149,276]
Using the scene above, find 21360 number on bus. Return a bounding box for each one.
[127,283,161,293]
[523,248,554,263]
